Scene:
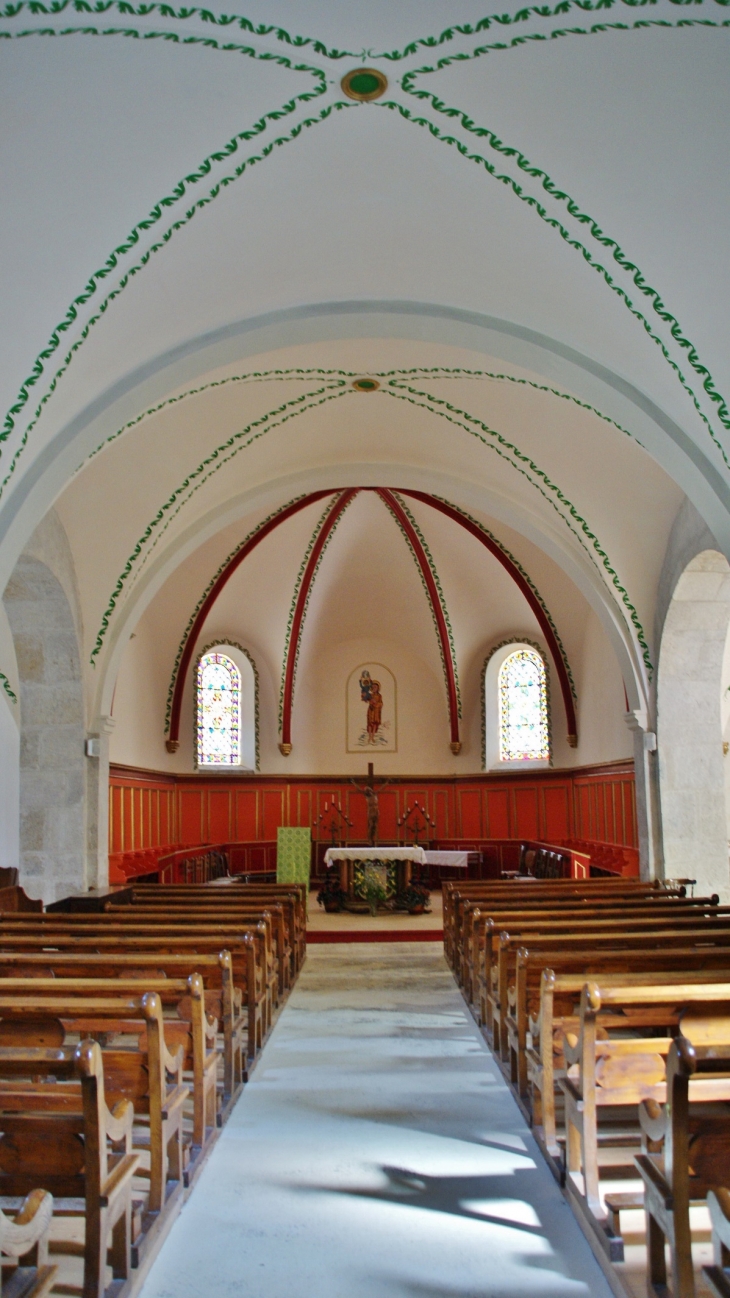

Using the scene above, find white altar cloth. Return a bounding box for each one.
[423,850,470,869]
[324,846,426,866]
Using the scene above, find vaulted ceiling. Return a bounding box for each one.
[0,1,727,749]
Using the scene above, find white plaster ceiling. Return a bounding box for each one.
[0,2,726,729]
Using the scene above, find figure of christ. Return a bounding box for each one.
[351,762,391,848]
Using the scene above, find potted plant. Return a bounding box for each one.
[317,868,346,913]
[399,881,431,915]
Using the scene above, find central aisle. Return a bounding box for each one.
[140,943,613,1298]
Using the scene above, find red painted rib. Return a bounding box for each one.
[399,490,578,741]
[167,490,335,744]
[280,490,359,748]
[376,488,461,748]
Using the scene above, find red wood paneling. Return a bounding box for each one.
[543,785,570,840]
[180,789,204,846]
[109,763,638,865]
[485,788,510,838]
[459,789,482,838]
[208,789,231,843]
[262,789,285,840]
[235,789,257,840]
[513,787,539,839]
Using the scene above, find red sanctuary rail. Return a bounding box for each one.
[108,838,640,885]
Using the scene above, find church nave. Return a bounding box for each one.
[138,942,612,1298]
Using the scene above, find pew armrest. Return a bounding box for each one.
[0,1188,53,1259]
[107,1097,135,1146]
[100,1152,140,1208]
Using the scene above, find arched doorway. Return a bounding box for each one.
[3,555,86,903]
[657,550,730,900]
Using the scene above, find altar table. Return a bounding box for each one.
[324,846,426,904]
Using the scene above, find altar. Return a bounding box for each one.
[323,846,426,908]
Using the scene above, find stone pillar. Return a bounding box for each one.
[85,716,115,892]
[624,710,661,882]
[657,551,730,900]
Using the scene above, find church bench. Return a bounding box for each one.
[477,915,730,1050]
[0,938,259,1086]
[0,1188,57,1298]
[442,878,672,957]
[444,880,683,975]
[0,918,274,1045]
[636,1037,730,1298]
[104,902,294,996]
[0,976,219,1169]
[0,913,278,1020]
[131,883,308,967]
[457,894,722,1007]
[119,889,304,974]
[705,1187,730,1297]
[0,992,189,1254]
[459,893,721,1001]
[0,1039,139,1298]
[526,962,730,1169]
[559,982,730,1268]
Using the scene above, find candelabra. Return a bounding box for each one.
[397,800,434,846]
[313,798,353,847]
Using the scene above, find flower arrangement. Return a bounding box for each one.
[361,864,388,916]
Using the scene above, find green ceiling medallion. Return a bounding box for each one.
[341,68,387,102]
[352,378,380,392]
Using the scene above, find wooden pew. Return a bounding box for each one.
[0,913,277,1023]
[131,883,308,969]
[443,879,675,970]
[0,993,188,1250]
[636,1037,730,1298]
[0,920,270,1051]
[460,893,721,1002]
[129,882,308,958]
[103,902,294,997]
[0,975,219,1169]
[481,918,730,1053]
[559,982,730,1266]
[0,1188,56,1298]
[527,961,730,1167]
[0,943,255,1091]
[0,1039,139,1298]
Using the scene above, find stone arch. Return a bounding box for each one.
[3,555,86,903]
[657,549,730,899]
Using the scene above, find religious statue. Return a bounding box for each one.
[359,670,384,745]
[351,762,390,847]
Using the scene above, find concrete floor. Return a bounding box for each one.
[139,942,614,1298]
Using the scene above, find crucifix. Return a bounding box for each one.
[350,762,391,847]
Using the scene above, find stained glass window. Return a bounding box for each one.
[196,652,241,766]
[498,649,549,762]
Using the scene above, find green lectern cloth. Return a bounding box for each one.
[277,827,311,884]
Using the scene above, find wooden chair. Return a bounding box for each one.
[0,1189,56,1298]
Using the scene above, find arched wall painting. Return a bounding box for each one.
[347,664,397,753]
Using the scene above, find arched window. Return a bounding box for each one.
[196,652,241,766]
[498,648,549,762]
